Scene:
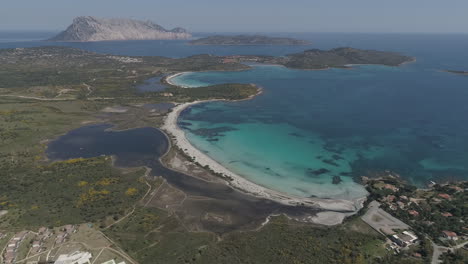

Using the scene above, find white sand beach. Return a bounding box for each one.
[162,100,367,215]
[165,72,191,88]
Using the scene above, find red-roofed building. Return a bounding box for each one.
[441,212,453,217]
[408,210,419,216]
[383,184,399,192]
[438,193,451,200]
[384,195,396,202]
[449,186,463,192]
[442,231,458,241]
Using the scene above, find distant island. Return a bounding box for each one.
[443,70,468,76]
[48,16,191,42]
[189,35,310,45]
[282,47,413,69]
[222,47,414,69]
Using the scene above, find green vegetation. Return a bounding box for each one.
[282,47,413,69]
[0,47,249,99]
[441,248,468,264]
[194,217,381,264]
[0,154,146,229]
[0,98,148,229]
[105,207,216,264]
[220,47,413,70]
[165,83,260,101]
[105,211,419,264]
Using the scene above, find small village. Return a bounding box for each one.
[0,224,130,264]
[361,174,467,262]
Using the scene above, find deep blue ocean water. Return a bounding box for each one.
[3,31,468,200]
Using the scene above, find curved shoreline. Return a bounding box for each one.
[161,86,366,213]
[165,72,192,88]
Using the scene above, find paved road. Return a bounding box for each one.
[432,241,468,264]
[431,242,449,264]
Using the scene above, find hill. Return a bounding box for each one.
[282,47,413,69]
[49,16,191,42]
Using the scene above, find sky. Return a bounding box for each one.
[1,0,468,33]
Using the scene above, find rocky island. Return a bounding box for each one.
[48,16,191,42]
[189,35,310,45]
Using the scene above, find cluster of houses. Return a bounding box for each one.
[30,227,52,255]
[55,224,76,246]
[2,225,78,263]
[375,182,465,242]
[4,231,28,264]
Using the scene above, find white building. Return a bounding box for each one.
[101,259,126,264]
[54,251,92,264]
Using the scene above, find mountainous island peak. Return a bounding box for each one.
[48,16,191,42]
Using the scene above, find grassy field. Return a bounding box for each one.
[104,210,422,264]
[104,207,216,264]
[0,98,149,229]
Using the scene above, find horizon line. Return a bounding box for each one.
[0,29,467,35]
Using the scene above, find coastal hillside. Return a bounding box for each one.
[283,47,413,69]
[49,16,191,42]
[220,47,413,69]
[189,35,310,45]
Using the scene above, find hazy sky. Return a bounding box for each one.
[1,0,467,33]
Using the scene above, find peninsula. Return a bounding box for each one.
[444,69,468,76]
[48,16,191,42]
[189,35,310,45]
[219,47,414,69]
[282,47,413,69]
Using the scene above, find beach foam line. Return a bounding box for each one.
[162,100,367,213]
[165,72,191,88]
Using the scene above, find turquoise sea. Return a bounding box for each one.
[171,43,468,199]
[2,32,468,200]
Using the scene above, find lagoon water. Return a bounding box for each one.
[3,32,468,200]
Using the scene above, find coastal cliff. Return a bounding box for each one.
[49,16,191,42]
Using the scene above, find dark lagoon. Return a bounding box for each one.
[136,76,168,92]
[46,124,319,232]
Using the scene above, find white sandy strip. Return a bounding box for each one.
[165,72,192,88]
[162,101,367,213]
